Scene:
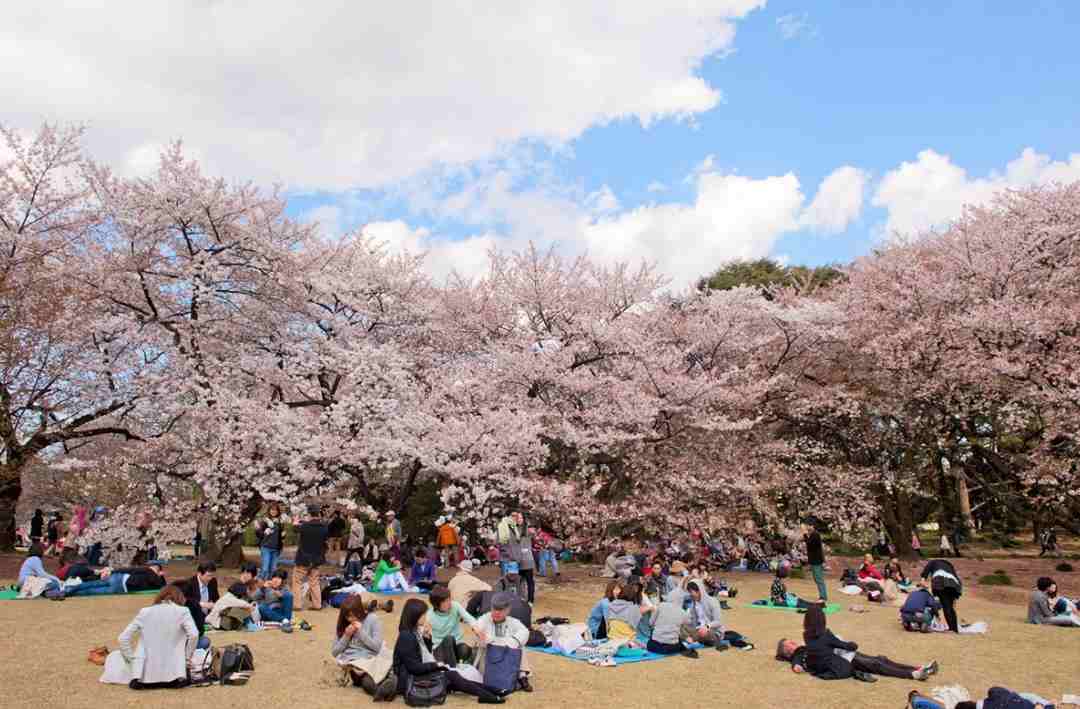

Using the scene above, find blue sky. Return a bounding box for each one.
[7,2,1079,286]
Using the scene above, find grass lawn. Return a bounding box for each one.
[1,552,1077,708]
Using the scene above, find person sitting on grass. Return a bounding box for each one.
[410,548,438,591]
[857,554,884,586]
[333,594,395,699]
[776,635,938,682]
[251,569,294,625]
[372,550,418,593]
[882,558,909,585]
[100,585,199,689]
[393,598,506,704]
[1028,576,1080,627]
[16,542,62,595]
[587,579,622,640]
[603,582,651,641]
[646,587,699,659]
[685,580,728,651]
[427,584,487,665]
[900,583,941,632]
[448,559,491,606]
[494,562,529,604]
[769,560,813,609]
[791,604,938,682]
[474,593,534,693]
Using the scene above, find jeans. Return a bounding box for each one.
[258,591,294,622]
[66,573,127,596]
[537,550,559,576]
[259,547,281,580]
[810,564,828,601]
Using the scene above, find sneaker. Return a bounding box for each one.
[280,622,293,634]
[738,643,755,652]
[681,648,700,659]
[718,600,731,610]
[518,676,534,691]
[853,671,878,683]
[715,642,730,652]
[913,667,929,681]
[299,620,312,631]
[380,600,395,613]
[925,660,939,676]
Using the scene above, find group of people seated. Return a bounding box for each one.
[332,588,533,704]
[1027,577,1080,627]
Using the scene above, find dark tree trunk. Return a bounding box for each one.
[0,478,18,551]
[878,486,918,559]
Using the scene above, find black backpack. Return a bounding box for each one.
[217,643,254,685]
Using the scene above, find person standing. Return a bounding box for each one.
[802,523,827,602]
[920,558,962,633]
[44,514,64,556]
[497,511,522,576]
[436,516,460,568]
[345,513,366,566]
[939,532,954,558]
[385,511,402,558]
[328,510,348,562]
[517,524,537,604]
[29,509,44,543]
[911,531,923,557]
[255,503,285,580]
[293,505,330,611]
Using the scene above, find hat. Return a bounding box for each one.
[436,516,446,526]
[459,559,474,572]
[491,592,513,610]
[504,561,520,575]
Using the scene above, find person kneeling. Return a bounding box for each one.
[900,584,941,632]
[427,585,486,666]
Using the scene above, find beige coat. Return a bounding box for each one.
[447,571,492,606]
[102,601,198,685]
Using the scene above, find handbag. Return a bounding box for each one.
[404,671,448,707]
[218,643,255,685]
[482,644,522,693]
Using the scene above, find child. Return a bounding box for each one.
[770,561,812,609]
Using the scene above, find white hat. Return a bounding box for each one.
[436,516,446,526]
[459,559,474,572]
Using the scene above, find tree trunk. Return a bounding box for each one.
[0,478,18,551]
[218,536,246,568]
[956,469,975,532]
[878,486,918,559]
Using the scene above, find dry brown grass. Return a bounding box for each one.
[1,560,1077,709]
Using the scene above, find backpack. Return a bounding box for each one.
[482,645,522,693]
[216,643,254,685]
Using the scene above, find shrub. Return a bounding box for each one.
[1056,562,1074,573]
[978,571,1013,586]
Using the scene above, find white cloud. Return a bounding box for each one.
[872,148,1080,237]
[646,181,668,193]
[363,220,498,283]
[799,166,868,233]
[776,13,815,40]
[1,2,765,190]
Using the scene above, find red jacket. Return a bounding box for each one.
[858,563,883,581]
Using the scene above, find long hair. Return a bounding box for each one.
[154,585,187,606]
[27,542,45,558]
[604,580,622,601]
[336,594,370,638]
[623,582,643,605]
[398,598,428,633]
[803,604,827,643]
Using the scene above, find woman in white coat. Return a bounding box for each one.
[101,585,199,689]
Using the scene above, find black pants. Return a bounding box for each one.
[433,636,474,666]
[443,670,499,701]
[935,588,960,633]
[519,569,535,603]
[647,638,691,655]
[851,653,917,679]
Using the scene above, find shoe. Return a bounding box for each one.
[719,601,731,610]
[299,620,312,631]
[380,600,394,613]
[518,676,534,692]
[853,671,878,683]
[478,697,506,705]
[280,622,293,634]
[681,648,700,659]
[739,643,755,652]
[715,642,730,652]
[925,660,939,676]
[913,667,929,681]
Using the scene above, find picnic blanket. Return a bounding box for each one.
[746,601,842,614]
[528,642,703,666]
[0,588,159,601]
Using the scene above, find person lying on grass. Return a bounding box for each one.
[780,604,938,683]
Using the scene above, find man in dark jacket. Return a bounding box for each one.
[776,637,935,682]
[292,505,329,611]
[920,559,962,632]
[173,561,220,636]
[802,523,827,602]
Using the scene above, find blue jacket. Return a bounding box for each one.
[901,588,941,615]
